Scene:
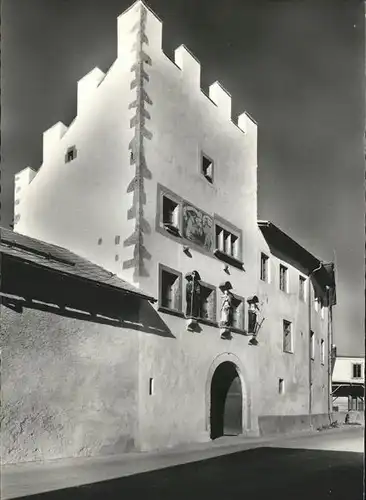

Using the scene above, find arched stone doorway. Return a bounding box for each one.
[210,361,243,439]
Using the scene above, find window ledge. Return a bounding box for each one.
[230,327,249,335]
[186,315,219,328]
[213,249,244,270]
[163,224,181,238]
[158,306,185,318]
[283,350,294,354]
[203,174,213,184]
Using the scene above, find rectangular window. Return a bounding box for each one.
[215,225,239,258]
[232,295,245,331]
[310,331,315,360]
[199,284,216,322]
[159,265,182,313]
[283,320,293,353]
[320,339,325,365]
[149,378,154,395]
[314,298,320,312]
[201,154,214,183]
[260,253,269,282]
[299,276,306,301]
[279,378,285,395]
[352,363,362,379]
[279,265,288,292]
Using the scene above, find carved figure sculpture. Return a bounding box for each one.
[185,270,201,330]
[219,281,234,339]
[247,295,262,346]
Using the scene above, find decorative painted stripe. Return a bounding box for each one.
[123,4,153,280]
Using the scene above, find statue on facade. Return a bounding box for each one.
[219,281,234,339]
[185,270,202,330]
[247,295,262,346]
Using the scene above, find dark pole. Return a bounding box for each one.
[327,285,332,424]
[308,276,312,417]
[308,262,323,419]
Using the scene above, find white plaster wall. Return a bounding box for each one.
[137,325,260,450]
[1,305,139,464]
[14,4,150,285]
[129,6,261,448]
[254,232,330,417]
[13,167,37,228]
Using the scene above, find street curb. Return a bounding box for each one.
[1,425,363,500]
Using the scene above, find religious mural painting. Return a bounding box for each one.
[182,203,213,252]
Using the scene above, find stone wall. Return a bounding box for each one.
[1,303,139,464]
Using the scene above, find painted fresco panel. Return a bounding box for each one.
[182,203,213,251]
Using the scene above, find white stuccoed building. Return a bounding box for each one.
[3,0,338,463]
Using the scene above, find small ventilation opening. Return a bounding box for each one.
[279,378,285,394]
[65,146,77,163]
[149,378,154,395]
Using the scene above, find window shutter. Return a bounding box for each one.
[207,288,216,322]
[173,277,182,311]
[237,301,244,330]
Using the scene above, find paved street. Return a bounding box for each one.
[2,426,364,500]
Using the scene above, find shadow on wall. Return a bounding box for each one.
[1,297,175,339]
[0,256,175,338]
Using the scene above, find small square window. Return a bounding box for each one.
[201,154,214,183]
[260,253,269,282]
[65,146,77,163]
[149,378,154,395]
[310,331,315,360]
[279,265,288,292]
[162,196,180,235]
[159,265,182,312]
[352,363,362,379]
[200,284,216,322]
[279,378,285,394]
[283,320,293,353]
[299,276,306,301]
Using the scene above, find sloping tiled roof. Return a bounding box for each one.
[0,227,156,302]
[258,220,336,296]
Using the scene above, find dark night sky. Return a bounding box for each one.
[1,0,364,355]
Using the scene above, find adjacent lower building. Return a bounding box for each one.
[2,0,337,464]
[332,355,365,412]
